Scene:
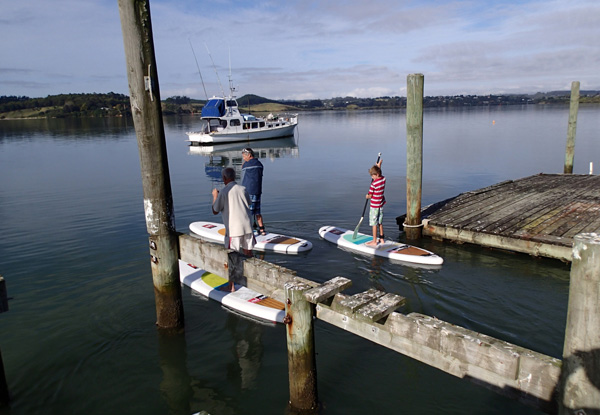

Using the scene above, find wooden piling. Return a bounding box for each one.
[284,281,318,411]
[0,276,8,406]
[118,0,183,329]
[0,349,8,407]
[0,276,7,313]
[405,73,424,239]
[559,233,600,414]
[564,81,580,174]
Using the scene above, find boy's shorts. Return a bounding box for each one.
[226,233,256,252]
[369,207,383,226]
[249,194,261,216]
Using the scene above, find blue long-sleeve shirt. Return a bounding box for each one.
[241,158,263,196]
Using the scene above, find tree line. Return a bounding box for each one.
[1,90,598,120]
[0,93,131,119]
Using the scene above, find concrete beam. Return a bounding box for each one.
[423,219,572,262]
[315,300,560,413]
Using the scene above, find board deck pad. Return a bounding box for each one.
[179,260,285,323]
[319,225,443,266]
[189,221,312,254]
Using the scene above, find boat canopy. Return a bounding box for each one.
[201,99,226,117]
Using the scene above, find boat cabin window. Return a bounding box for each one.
[208,119,226,132]
[259,121,265,128]
[226,100,237,108]
[252,122,258,129]
[230,119,241,127]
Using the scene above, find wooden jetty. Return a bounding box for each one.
[418,173,600,262]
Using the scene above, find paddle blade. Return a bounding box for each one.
[352,216,364,240]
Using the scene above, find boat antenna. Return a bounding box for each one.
[189,39,208,101]
[205,43,225,98]
[228,47,236,98]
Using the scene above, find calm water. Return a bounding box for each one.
[1,105,599,415]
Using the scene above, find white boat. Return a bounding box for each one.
[186,96,298,145]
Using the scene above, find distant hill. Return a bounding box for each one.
[1,91,599,119]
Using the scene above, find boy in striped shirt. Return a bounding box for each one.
[365,160,386,247]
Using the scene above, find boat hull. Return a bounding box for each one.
[187,122,297,145]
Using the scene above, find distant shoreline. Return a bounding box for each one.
[1,91,599,120]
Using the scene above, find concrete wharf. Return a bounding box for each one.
[418,173,600,262]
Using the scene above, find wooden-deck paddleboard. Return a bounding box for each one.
[179,260,285,324]
[319,225,444,265]
[189,221,312,254]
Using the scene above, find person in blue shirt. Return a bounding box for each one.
[241,148,267,235]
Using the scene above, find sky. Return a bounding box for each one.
[2,0,599,100]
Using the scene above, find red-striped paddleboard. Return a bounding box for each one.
[319,225,443,266]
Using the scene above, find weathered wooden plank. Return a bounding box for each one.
[468,175,587,233]
[427,181,517,219]
[424,220,573,260]
[559,203,600,238]
[304,276,352,304]
[499,184,594,235]
[424,174,600,260]
[431,189,527,228]
[482,182,591,234]
[576,214,600,235]
[314,304,561,412]
[546,201,594,237]
[428,175,554,228]
[332,289,386,314]
[355,293,405,322]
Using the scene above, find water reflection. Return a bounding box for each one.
[225,313,265,391]
[157,330,193,414]
[187,136,299,185]
[0,117,134,142]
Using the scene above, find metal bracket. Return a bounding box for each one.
[144,64,154,102]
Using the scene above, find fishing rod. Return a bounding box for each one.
[189,39,208,101]
[205,43,225,98]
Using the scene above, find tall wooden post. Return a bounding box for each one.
[118,0,183,329]
[0,349,8,407]
[405,74,424,239]
[559,233,600,414]
[564,81,580,174]
[284,281,318,411]
[0,276,9,406]
[0,276,7,313]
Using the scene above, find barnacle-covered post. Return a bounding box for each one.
[118,0,183,329]
[563,81,580,174]
[405,73,424,239]
[559,233,600,413]
[284,281,318,411]
[0,276,8,406]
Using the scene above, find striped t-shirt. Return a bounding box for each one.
[368,176,386,208]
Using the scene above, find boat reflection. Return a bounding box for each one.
[188,136,299,184]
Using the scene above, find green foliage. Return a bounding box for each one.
[0,92,131,118]
[1,90,598,120]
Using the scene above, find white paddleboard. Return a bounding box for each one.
[179,260,285,324]
[319,225,444,266]
[189,221,312,254]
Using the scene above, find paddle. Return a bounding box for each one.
[352,152,381,240]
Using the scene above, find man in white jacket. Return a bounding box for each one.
[212,167,256,291]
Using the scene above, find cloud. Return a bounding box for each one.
[1,0,599,98]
